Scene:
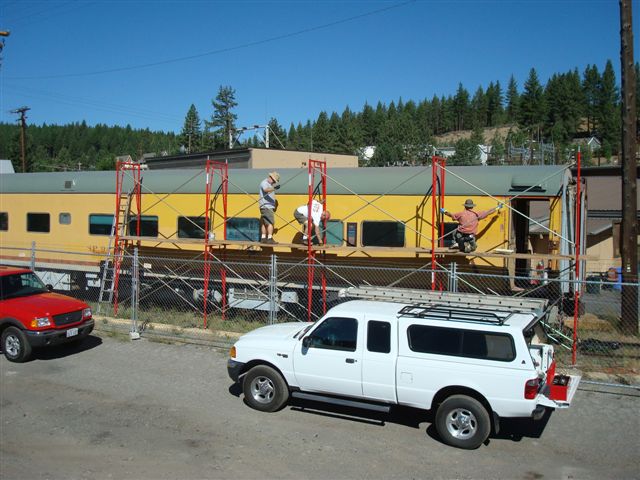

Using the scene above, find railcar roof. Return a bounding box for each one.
[0,165,569,197]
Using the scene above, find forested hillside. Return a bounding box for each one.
[1,61,638,172]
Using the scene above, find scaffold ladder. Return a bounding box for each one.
[306,159,328,321]
[97,161,143,315]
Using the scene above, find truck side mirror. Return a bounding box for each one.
[46,284,53,291]
[302,336,311,348]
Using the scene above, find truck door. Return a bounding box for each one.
[293,316,363,398]
[361,317,397,402]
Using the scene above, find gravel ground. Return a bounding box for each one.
[1,333,639,480]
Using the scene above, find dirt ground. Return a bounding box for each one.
[1,333,638,480]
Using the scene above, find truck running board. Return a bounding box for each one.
[291,391,391,413]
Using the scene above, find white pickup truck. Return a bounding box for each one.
[227,289,580,449]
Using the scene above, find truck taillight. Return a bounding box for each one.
[524,378,540,399]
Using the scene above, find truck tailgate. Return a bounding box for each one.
[537,374,581,409]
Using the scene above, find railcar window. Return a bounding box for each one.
[325,220,343,246]
[59,213,71,225]
[407,325,515,362]
[128,216,158,237]
[89,214,114,235]
[442,223,458,247]
[367,320,391,353]
[27,213,50,233]
[178,216,206,239]
[362,221,405,247]
[226,218,260,242]
[0,212,7,231]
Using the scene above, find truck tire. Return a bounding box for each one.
[435,395,491,449]
[242,365,289,412]
[1,326,32,363]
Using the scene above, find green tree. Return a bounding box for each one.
[452,83,470,131]
[179,104,202,153]
[582,64,601,134]
[267,118,287,149]
[519,68,546,139]
[205,85,238,150]
[506,75,519,123]
[449,138,480,166]
[597,60,620,156]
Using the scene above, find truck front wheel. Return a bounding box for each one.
[435,395,490,449]
[242,365,289,412]
[2,326,32,363]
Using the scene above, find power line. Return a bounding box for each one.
[7,0,416,80]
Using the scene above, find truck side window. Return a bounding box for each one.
[367,320,390,353]
[309,317,357,352]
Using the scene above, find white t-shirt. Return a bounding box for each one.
[296,200,323,226]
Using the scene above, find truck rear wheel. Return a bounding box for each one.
[242,365,289,412]
[2,326,32,363]
[435,395,490,449]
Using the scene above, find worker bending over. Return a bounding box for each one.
[294,200,331,244]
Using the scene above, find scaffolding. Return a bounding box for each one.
[99,154,586,364]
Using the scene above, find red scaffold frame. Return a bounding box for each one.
[431,156,447,290]
[203,160,228,328]
[306,160,328,322]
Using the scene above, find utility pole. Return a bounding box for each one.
[0,30,9,70]
[11,107,31,173]
[619,0,638,334]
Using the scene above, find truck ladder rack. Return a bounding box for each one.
[398,304,508,325]
[339,286,548,316]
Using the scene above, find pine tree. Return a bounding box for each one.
[506,75,519,123]
[205,85,238,150]
[597,60,620,156]
[519,68,546,138]
[452,83,470,131]
[179,104,202,153]
[267,118,287,149]
[582,64,601,134]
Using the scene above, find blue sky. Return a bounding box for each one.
[0,0,637,134]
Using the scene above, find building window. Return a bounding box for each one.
[325,220,344,246]
[128,216,158,237]
[178,216,206,239]
[407,325,515,362]
[0,212,7,231]
[59,213,71,225]
[27,213,50,233]
[362,221,405,247]
[227,217,260,242]
[89,214,114,235]
[442,222,459,247]
[367,320,391,353]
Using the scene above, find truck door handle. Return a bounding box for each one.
[345,358,356,363]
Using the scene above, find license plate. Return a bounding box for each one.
[66,328,78,338]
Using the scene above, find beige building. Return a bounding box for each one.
[143,147,358,170]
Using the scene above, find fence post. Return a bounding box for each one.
[269,254,277,325]
[448,262,458,292]
[130,248,140,340]
[30,241,36,270]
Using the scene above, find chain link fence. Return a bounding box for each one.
[3,243,639,387]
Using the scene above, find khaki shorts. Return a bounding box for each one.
[260,207,275,225]
[293,209,307,224]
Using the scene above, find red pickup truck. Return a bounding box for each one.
[0,266,94,362]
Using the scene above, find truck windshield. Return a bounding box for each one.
[0,272,48,300]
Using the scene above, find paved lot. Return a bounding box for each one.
[1,333,639,480]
